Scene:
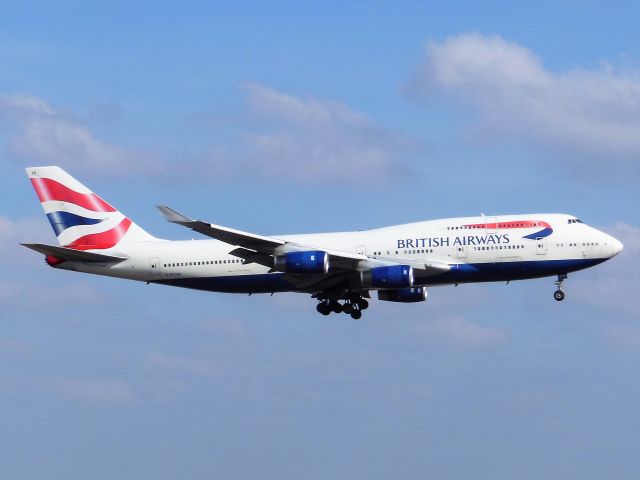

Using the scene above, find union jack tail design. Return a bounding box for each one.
[27,166,158,250]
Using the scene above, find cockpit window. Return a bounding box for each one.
[568,218,584,224]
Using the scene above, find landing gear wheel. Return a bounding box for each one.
[330,301,343,314]
[316,302,331,315]
[350,309,362,320]
[358,299,369,310]
[343,303,353,314]
[553,274,567,302]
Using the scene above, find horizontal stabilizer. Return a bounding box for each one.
[21,243,127,263]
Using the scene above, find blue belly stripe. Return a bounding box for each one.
[418,257,607,285]
[156,273,296,293]
[153,258,609,294]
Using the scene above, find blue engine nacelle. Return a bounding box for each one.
[274,250,329,274]
[361,265,413,289]
[378,287,427,303]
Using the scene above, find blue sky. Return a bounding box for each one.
[1,2,639,479]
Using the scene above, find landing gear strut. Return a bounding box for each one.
[315,293,368,319]
[554,274,567,301]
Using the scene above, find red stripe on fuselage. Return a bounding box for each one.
[65,218,132,250]
[464,220,551,229]
[30,177,116,212]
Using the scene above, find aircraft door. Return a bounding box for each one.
[356,245,367,256]
[149,257,161,275]
[456,245,467,259]
[536,238,547,255]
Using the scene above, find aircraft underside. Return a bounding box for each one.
[153,257,607,319]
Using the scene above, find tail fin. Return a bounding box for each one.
[26,166,158,250]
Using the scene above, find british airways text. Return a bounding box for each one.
[397,234,510,249]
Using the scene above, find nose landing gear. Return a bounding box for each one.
[553,274,567,301]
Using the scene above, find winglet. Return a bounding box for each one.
[156,205,194,224]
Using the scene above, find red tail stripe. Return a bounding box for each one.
[66,218,132,250]
[30,177,116,212]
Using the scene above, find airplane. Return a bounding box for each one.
[22,166,623,320]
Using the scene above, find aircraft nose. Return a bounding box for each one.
[609,236,623,257]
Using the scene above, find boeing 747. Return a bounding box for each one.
[22,166,623,319]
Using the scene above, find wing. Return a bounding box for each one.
[157,206,451,289]
[157,206,285,254]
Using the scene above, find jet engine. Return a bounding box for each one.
[378,287,427,303]
[274,250,329,274]
[361,265,413,289]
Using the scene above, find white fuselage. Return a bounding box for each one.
[54,213,622,295]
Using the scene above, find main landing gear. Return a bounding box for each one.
[553,273,567,301]
[316,295,369,320]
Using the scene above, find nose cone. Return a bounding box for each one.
[609,236,624,257]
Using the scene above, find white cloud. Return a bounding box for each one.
[52,377,138,404]
[0,94,152,174]
[1,87,415,185]
[245,83,370,127]
[414,315,509,348]
[237,83,415,183]
[410,33,640,181]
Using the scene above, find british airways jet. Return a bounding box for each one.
[23,166,623,319]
